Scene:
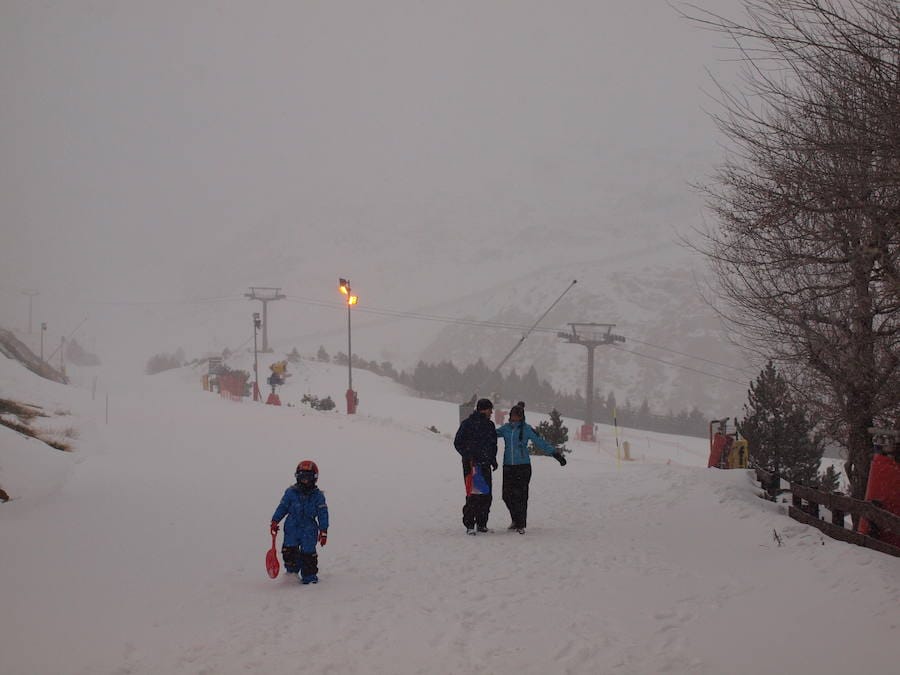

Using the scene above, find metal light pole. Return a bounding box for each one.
[22,290,38,334]
[253,312,261,402]
[339,278,358,414]
[40,322,46,362]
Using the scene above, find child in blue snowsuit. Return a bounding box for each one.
[270,460,329,584]
[496,404,566,533]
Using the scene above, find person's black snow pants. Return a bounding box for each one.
[282,546,318,577]
[502,464,532,528]
[461,459,493,529]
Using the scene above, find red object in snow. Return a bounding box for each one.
[580,423,594,443]
[346,388,358,414]
[266,531,280,578]
[859,453,900,546]
[266,392,281,406]
[708,433,728,468]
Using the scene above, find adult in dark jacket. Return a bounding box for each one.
[496,404,566,533]
[453,398,499,534]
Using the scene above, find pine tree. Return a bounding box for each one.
[739,362,824,486]
[521,366,541,404]
[638,399,651,427]
[65,338,101,366]
[605,392,617,421]
[316,346,330,362]
[380,361,398,379]
[535,408,569,454]
[817,465,841,493]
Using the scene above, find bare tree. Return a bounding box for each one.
[681,0,900,499]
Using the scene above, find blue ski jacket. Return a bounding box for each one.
[272,485,329,550]
[496,421,556,466]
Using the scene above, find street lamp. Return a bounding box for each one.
[253,312,262,402]
[339,278,359,414]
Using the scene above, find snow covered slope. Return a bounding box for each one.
[0,354,897,675]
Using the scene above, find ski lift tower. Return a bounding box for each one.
[245,287,285,353]
[558,323,625,442]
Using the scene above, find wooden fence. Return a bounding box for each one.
[754,467,900,558]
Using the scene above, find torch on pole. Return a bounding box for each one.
[339,278,359,413]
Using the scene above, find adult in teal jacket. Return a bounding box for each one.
[496,404,566,533]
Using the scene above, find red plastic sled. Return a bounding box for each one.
[266,531,280,578]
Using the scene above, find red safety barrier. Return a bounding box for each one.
[708,433,728,468]
[579,423,595,443]
[218,374,246,400]
[859,453,900,546]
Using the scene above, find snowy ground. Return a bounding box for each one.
[1,353,898,675]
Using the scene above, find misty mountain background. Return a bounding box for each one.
[1,0,755,417]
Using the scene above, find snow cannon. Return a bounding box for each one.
[267,360,289,394]
[708,418,748,469]
[859,428,900,547]
[728,439,749,469]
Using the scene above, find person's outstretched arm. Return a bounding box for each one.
[526,425,567,465]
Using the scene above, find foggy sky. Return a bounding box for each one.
[1,1,744,374]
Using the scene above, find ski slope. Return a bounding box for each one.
[1,354,898,675]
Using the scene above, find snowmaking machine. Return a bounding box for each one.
[265,360,290,405]
[708,417,749,469]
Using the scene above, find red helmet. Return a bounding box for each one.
[296,460,318,474]
[295,460,319,485]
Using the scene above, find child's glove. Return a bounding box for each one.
[318,530,328,546]
[270,521,279,535]
[553,451,567,466]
